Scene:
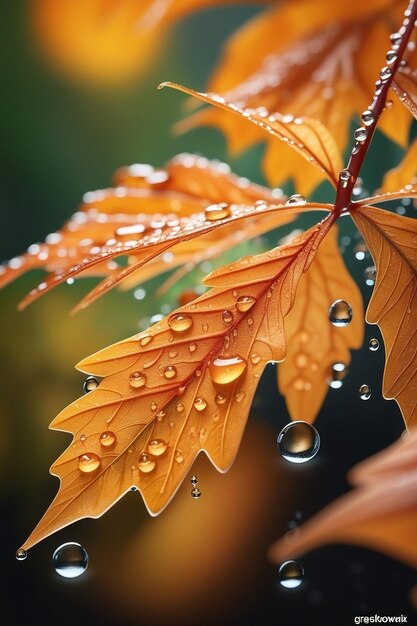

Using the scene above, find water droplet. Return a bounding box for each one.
[279,560,304,588]
[369,338,379,351]
[340,169,351,188]
[221,310,233,324]
[385,98,393,109]
[99,431,116,447]
[189,342,197,353]
[354,242,368,260]
[380,66,392,81]
[329,362,347,389]
[204,203,231,221]
[215,393,227,405]
[174,449,184,463]
[168,314,193,333]
[15,548,27,561]
[80,434,86,442]
[190,475,198,486]
[236,295,256,312]
[364,266,376,286]
[78,453,101,473]
[129,371,146,389]
[52,543,88,579]
[251,353,261,365]
[140,334,152,347]
[202,322,209,332]
[386,50,397,64]
[150,401,158,412]
[193,397,207,411]
[164,365,177,379]
[277,421,320,463]
[191,487,201,498]
[209,355,247,385]
[354,127,367,143]
[176,402,184,413]
[148,438,168,456]
[156,410,166,420]
[359,384,371,400]
[138,453,156,473]
[83,376,99,393]
[361,110,375,126]
[286,194,306,205]
[328,300,352,327]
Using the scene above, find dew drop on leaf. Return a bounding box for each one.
[174,450,184,464]
[193,397,207,411]
[279,560,304,588]
[83,376,99,394]
[236,295,256,312]
[138,453,156,473]
[209,355,247,385]
[164,365,177,379]
[369,338,379,351]
[359,384,371,400]
[52,542,88,579]
[129,371,146,389]
[222,310,233,323]
[99,431,116,447]
[147,438,168,456]
[277,421,320,463]
[139,334,152,347]
[328,299,352,327]
[15,549,27,561]
[78,453,101,473]
[215,393,227,405]
[168,314,193,333]
[204,203,231,221]
[285,194,306,205]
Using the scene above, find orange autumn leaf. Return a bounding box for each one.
[0,154,308,311]
[392,65,417,120]
[381,138,417,192]
[19,216,334,552]
[351,204,417,427]
[268,430,417,570]
[278,225,364,424]
[162,81,343,190]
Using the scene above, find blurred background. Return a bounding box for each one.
[1,1,416,625]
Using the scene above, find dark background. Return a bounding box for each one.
[1,2,416,625]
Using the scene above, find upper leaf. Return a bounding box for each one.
[351,205,417,427]
[19,216,333,552]
[392,65,417,120]
[381,138,417,192]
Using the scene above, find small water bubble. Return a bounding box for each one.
[190,475,198,486]
[277,421,320,464]
[15,548,27,561]
[364,266,376,286]
[129,371,146,389]
[328,300,352,327]
[285,194,306,205]
[99,431,116,447]
[52,542,88,578]
[78,453,101,473]
[164,365,177,379]
[150,401,158,412]
[83,376,99,393]
[176,402,184,413]
[329,362,347,389]
[193,397,207,412]
[174,450,184,463]
[354,127,367,143]
[369,338,379,351]
[138,453,156,473]
[361,110,375,127]
[215,393,227,405]
[359,384,371,400]
[279,560,304,588]
[168,314,193,333]
[222,310,233,324]
[191,487,201,498]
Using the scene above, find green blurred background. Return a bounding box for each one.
[1,2,416,625]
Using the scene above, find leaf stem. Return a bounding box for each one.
[334,0,417,217]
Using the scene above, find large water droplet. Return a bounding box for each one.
[52,542,88,578]
[364,266,376,286]
[279,560,304,589]
[277,421,320,463]
[138,453,156,473]
[285,194,306,205]
[329,362,347,389]
[164,365,177,379]
[361,110,375,126]
[193,397,207,412]
[369,338,379,351]
[328,300,352,327]
[168,314,193,333]
[191,487,201,498]
[359,384,371,400]
[99,431,116,447]
[222,310,233,324]
[209,355,247,385]
[204,203,231,221]
[236,295,256,312]
[148,438,168,456]
[78,453,101,473]
[129,371,146,389]
[15,548,27,561]
[83,376,99,393]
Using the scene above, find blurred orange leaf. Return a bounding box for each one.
[392,65,417,120]
[278,225,364,423]
[381,139,417,192]
[19,216,334,552]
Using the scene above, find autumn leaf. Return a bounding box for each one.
[351,204,417,427]
[162,81,344,191]
[268,430,417,570]
[0,154,305,311]
[392,65,417,120]
[278,225,364,423]
[18,215,334,552]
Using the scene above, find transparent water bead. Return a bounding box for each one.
[15,548,27,561]
[168,314,193,333]
[364,266,376,286]
[369,338,380,352]
[78,452,101,473]
[83,376,99,393]
[286,194,306,205]
[209,355,247,385]
[204,203,231,221]
[340,169,351,188]
[359,384,371,400]
[52,542,88,579]
[279,560,304,588]
[354,127,367,143]
[99,431,116,447]
[191,487,201,498]
[361,110,375,127]
[190,475,198,486]
[329,362,347,389]
[328,299,352,327]
[277,421,320,464]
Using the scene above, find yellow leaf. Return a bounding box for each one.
[381,139,417,192]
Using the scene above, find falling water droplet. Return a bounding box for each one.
[286,194,306,205]
[190,475,198,486]
[354,127,367,143]
[279,561,304,588]
[168,314,193,333]
[99,431,116,447]
[364,266,376,286]
[359,384,371,400]
[138,453,156,473]
[129,371,146,389]
[52,543,88,578]
[15,548,27,561]
[209,355,247,385]
[329,362,347,389]
[164,365,177,379]
[148,438,168,456]
[83,376,99,393]
[236,295,256,312]
[78,453,101,473]
[361,110,375,126]
[369,338,379,351]
[204,203,231,221]
[191,487,201,498]
[328,300,352,327]
[193,397,207,412]
[222,310,233,323]
[277,421,320,463]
